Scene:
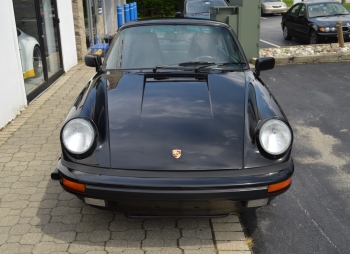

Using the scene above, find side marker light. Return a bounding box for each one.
[268,177,292,193]
[62,178,86,193]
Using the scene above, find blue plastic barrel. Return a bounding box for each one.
[124,4,130,23]
[130,3,134,21]
[135,2,138,20]
[117,6,123,28]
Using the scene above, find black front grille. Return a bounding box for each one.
[342,27,349,32]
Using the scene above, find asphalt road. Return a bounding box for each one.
[259,15,308,48]
[240,62,350,254]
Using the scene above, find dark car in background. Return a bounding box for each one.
[282,0,350,44]
[175,0,229,19]
[52,18,294,217]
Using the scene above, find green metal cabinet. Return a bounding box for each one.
[210,0,261,61]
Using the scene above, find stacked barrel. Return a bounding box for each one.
[117,2,138,28]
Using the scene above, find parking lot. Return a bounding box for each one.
[241,62,350,253]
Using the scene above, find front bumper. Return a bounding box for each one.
[263,7,287,14]
[52,158,294,216]
[318,32,350,40]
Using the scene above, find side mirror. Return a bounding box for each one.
[255,57,275,76]
[175,12,182,18]
[85,54,102,72]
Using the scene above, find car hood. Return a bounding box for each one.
[106,71,246,171]
[310,15,350,26]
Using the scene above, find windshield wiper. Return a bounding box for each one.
[153,61,216,73]
[178,61,216,66]
[178,61,217,73]
[217,62,247,67]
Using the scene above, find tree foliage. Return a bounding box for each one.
[127,0,180,18]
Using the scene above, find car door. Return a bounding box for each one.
[294,4,310,40]
[283,4,301,37]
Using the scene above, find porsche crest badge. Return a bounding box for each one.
[172,149,181,159]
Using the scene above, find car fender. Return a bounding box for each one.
[63,73,111,167]
[243,71,293,168]
[17,29,39,78]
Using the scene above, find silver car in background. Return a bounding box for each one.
[261,0,288,15]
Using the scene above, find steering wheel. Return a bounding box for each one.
[192,56,216,62]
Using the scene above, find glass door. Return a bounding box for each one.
[13,0,64,103]
[13,0,44,95]
[38,0,62,80]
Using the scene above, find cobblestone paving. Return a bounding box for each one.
[0,63,251,254]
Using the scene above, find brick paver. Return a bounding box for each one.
[0,63,252,253]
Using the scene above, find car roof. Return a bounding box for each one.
[120,18,230,29]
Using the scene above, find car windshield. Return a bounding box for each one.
[186,0,228,14]
[308,2,349,18]
[105,24,247,70]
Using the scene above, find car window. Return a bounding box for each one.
[289,4,300,16]
[308,2,349,17]
[186,0,228,14]
[106,24,246,69]
[299,5,306,15]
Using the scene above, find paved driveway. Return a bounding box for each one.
[0,64,251,254]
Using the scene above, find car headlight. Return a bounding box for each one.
[259,119,292,155]
[62,118,95,154]
[320,27,334,32]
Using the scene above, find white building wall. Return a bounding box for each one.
[57,0,78,72]
[0,0,27,129]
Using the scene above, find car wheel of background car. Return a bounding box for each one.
[309,30,319,44]
[283,26,292,40]
[261,7,264,16]
[33,45,43,78]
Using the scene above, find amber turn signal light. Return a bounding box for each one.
[62,178,86,193]
[268,177,292,193]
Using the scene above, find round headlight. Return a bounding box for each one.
[259,119,292,155]
[325,27,330,32]
[62,118,95,154]
[331,27,336,32]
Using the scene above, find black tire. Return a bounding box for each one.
[261,7,264,16]
[283,26,292,40]
[33,45,43,78]
[309,30,319,44]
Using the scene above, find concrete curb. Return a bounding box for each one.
[252,52,350,65]
[252,43,350,65]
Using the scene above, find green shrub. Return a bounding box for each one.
[127,0,180,18]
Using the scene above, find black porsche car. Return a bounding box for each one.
[51,18,294,217]
[282,0,350,44]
